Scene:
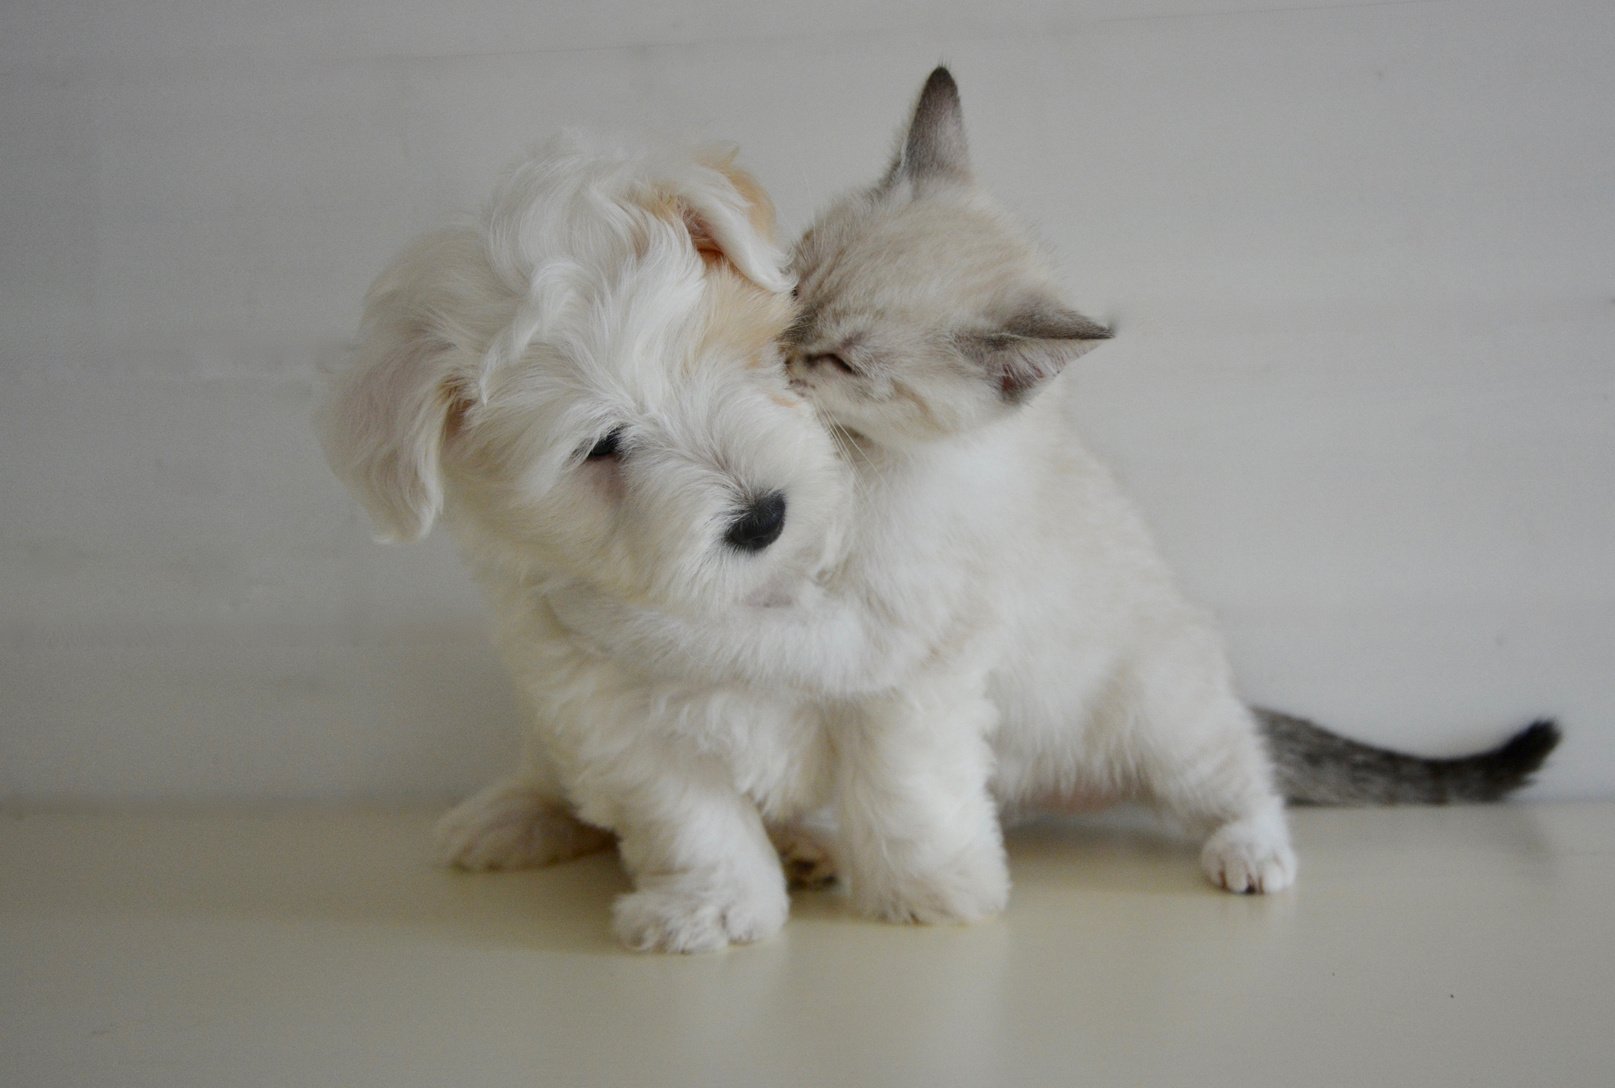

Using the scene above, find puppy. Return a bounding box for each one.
[319,134,851,951]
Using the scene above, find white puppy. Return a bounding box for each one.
[319,135,854,951]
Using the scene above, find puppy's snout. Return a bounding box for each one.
[723,491,788,553]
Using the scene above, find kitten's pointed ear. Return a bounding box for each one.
[962,302,1113,403]
[882,66,972,190]
[667,151,793,294]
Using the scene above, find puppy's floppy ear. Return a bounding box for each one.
[317,269,470,544]
[958,298,1112,403]
[663,149,793,294]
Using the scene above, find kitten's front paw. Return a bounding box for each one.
[612,877,789,953]
[435,782,613,871]
[853,846,1010,925]
[1201,818,1297,894]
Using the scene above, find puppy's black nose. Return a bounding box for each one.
[723,491,787,553]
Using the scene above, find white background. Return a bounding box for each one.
[2,0,1610,805]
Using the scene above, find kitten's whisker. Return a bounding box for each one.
[821,422,857,492]
[823,419,877,503]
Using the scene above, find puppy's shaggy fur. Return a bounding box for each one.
[321,136,853,951]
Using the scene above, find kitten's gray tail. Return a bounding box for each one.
[1256,708,1560,805]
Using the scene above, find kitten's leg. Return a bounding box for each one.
[598,754,790,953]
[1163,725,1296,895]
[1123,636,1296,894]
[835,674,1009,924]
[436,742,613,871]
[1145,713,1296,895]
[1196,791,1294,895]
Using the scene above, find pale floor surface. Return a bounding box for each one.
[2,805,1611,1088]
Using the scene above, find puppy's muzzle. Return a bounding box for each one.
[723,491,788,553]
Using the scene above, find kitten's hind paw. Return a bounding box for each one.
[1201,817,1297,894]
[435,780,613,871]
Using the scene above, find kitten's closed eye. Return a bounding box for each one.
[805,353,857,375]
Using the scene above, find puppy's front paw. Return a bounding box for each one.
[435,782,613,871]
[612,877,788,953]
[1201,818,1297,894]
[853,845,1010,926]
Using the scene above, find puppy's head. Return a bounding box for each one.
[318,134,846,613]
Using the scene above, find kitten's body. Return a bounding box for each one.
[783,70,1556,836]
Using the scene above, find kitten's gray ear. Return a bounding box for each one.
[882,66,972,190]
[961,302,1113,403]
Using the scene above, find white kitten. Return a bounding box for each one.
[794,69,1298,894]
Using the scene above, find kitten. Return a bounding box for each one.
[787,67,1558,817]
[789,66,1297,893]
[559,68,1558,913]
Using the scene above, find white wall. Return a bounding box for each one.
[2,0,1610,805]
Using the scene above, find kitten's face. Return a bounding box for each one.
[786,68,1109,450]
[788,184,1060,446]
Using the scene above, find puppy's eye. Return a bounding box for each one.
[584,428,625,461]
